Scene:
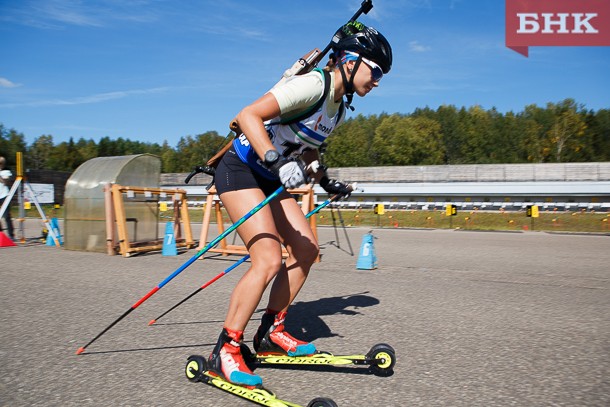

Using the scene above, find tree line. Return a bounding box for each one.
[1,99,608,173]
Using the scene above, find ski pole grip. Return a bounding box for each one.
[185,170,198,184]
[348,182,361,193]
[185,165,216,184]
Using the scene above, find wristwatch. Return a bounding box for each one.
[264,149,280,166]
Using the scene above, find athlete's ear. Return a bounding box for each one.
[345,60,356,74]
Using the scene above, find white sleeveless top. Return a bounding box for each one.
[233,69,345,179]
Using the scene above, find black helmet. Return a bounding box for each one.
[331,21,392,74]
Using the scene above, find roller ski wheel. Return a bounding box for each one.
[307,397,339,407]
[366,343,396,377]
[186,354,335,407]
[185,355,207,382]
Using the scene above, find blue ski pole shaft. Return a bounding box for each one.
[148,193,343,325]
[76,186,284,354]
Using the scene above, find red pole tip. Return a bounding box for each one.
[148,319,156,326]
[76,347,86,355]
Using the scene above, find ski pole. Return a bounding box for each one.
[148,192,346,325]
[76,186,285,355]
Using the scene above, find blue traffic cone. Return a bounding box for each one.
[356,231,377,270]
[162,222,177,256]
[46,217,63,246]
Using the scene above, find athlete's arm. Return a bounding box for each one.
[235,93,282,161]
[235,73,324,162]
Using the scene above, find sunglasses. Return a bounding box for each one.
[361,57,384,82]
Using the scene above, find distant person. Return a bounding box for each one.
[0,156,15,240]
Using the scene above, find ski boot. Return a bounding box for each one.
[253,311,316,357]
[207,327,263,387]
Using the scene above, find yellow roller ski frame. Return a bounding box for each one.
[185,355,338,407]
[253,343,395,377]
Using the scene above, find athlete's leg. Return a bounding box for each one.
[253,195,319,356]
[208,187,284,386]
[220,188,285,331]
[267,195,319,312]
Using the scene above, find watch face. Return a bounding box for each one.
[265,150,280,164]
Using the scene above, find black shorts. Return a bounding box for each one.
[214,146,282,197]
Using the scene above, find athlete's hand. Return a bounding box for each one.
[272,158,308,189]
[320,176,352,199]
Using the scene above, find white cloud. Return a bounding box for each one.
[0,87,170,108]
[39,1,104,27]
[1,0,161,29]
[409,41,431,52]
[0,77,21,88]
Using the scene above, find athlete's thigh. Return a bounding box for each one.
[219,188,281,251]
[270,193,317,251]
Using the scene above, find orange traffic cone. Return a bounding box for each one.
[0,231,16,247]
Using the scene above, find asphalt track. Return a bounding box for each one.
[1,223,609,406]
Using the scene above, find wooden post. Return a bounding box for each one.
[198,188,216,250]
[104,183,117,255]
[112,184,131,257]
[180,192,193,247]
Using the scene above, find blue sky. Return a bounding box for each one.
[1,0,609,147]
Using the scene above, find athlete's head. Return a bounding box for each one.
[332,21,393,74]
[330,21,392,107]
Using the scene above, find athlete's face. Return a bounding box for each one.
[347,59,381,97]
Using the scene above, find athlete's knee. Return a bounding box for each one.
[251,255,284,283]
[291,240,319,268]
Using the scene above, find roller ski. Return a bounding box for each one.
[185,328,337,406]
[186,356,337,407]
[185,355,337,407]
[249,311,396,377]
[248,343,396,377]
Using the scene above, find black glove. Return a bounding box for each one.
[320,176,352,198]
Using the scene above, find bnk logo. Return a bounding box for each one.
[506,0,610,57]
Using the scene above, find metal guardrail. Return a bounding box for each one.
[160,163,610,211]
[326,162,610,183]
[161,162,610,185]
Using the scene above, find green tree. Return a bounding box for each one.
[45,138,80,171]
[520,104,553,162]
[325,114,385,167]
[545,99,587,162]
[160,141,180,172]
[434,105,463,164]
[493,111,526,163]
[3,99,609,170]
[174,131,226,172]
[28,135,55,169]
[457,106,494,163]
[97,136,116,157]
[75,138,99,168]
[585,109,610,161]
[372,114,444,165]
[0,124,27,169]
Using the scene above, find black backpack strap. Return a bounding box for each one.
[337,96,346,123]
[280,68,331,125]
